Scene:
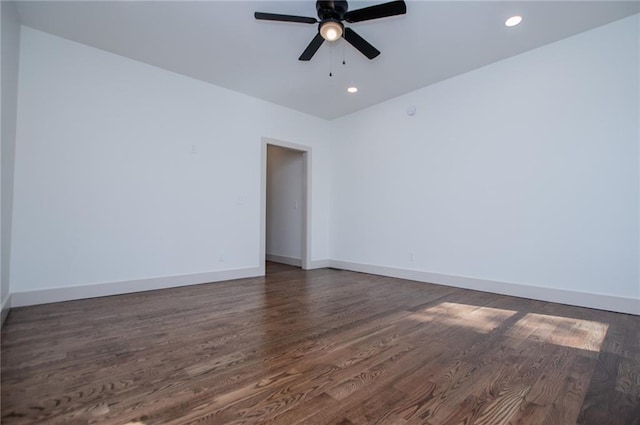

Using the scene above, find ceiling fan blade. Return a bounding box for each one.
[299,33,325,61]
[343,27,380,59]
[344,0,406,23]
[254,12,317,24]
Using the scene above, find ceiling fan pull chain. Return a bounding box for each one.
[342,42,346,65]
[331,42,334,76]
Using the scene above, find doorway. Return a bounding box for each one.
[260,138,311,275]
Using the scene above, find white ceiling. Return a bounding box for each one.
[14,1,640,120]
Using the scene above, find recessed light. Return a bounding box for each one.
[347,86,358,93]
[505,15,523,27]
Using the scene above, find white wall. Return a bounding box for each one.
[8,16,640,314]
[266,145,303,265]
[11,27,331,297]
[1,1,21,320]
[637,14,640,307]
[331,15,639,308]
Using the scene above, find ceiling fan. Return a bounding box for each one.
[254,1,407,61]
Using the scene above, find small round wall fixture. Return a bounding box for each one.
[505,15,523,27]
[347,86,358,93]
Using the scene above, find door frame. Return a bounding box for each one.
[260,137,312,275]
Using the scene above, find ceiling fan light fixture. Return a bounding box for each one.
[320,20,343,41]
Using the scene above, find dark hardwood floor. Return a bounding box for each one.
[1,262,639,424]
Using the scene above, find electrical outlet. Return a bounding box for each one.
[218,253,225,263]
[409,251,415,262]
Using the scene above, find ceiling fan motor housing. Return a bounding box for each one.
[316,1,348,21]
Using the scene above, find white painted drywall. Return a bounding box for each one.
[266,145,303,264]
[11,27,331,292]
[331,15,640,300]
[1,1,21,315]
[8,15,640,312]
[637,14,640,304]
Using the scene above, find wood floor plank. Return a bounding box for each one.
[2,262,638,424]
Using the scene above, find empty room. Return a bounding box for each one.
[1,1,639,424]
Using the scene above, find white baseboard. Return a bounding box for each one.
[261,257,329,272]
[10,267,262,308]
[7,261,639,316]
[1,294,11,327]
[266,254,302,267]
[330,260,640,316]
[308,259,331,269]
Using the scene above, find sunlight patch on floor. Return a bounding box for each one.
[409,302,518,333]
[506,313,609,352]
